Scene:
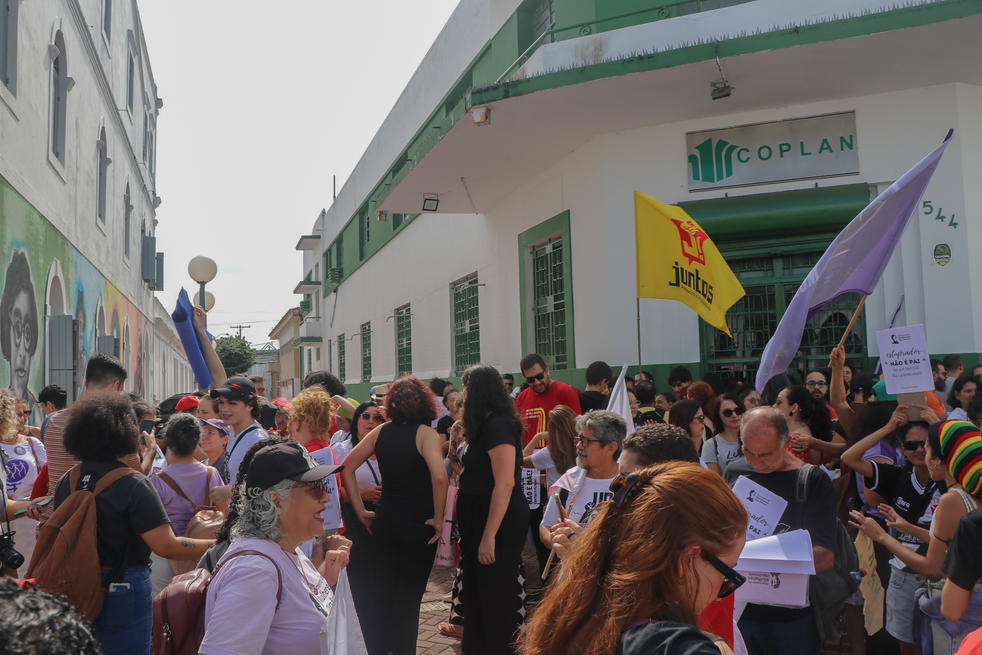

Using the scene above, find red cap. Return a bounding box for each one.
[175,395,200,413]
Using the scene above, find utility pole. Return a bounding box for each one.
[229,324,251,338]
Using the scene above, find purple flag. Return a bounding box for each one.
[756,130,953,393]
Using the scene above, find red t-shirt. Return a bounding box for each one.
[304,438,330,453]
[515,380,582,444]
[698,594,734,647]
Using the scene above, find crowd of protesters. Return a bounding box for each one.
[4,322,982,655]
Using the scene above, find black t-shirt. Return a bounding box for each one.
[53,460,170,567]
[579,390,608,413]
[458,416,522,496]
[865,461,942,560]
[617,620,720,655]
[436,414,455,438]
[943,507,982,590]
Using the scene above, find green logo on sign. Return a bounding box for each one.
[688,137,741,183]
[934,243,951,267]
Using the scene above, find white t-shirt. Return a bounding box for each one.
[309,447,343,531]
[541,466,616,529]
[202,537,334,655]
[1,438,46,500]
[329,430,350,446]
[530,448,561,489]
[701,436,741,476]
[226,423,268,484]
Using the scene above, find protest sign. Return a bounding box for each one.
[732,476,788,541]
[876,324,933,395]
[736,529,816,608]
[521,468,541,509]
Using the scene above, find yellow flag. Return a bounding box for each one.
[634,190,745,337]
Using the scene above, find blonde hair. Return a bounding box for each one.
[289,387,334,435]
[0,390,17,441]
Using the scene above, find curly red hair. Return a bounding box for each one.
[384,376,437,425]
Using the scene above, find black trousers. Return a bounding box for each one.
[370,510,437,655]
[458,491,529,655]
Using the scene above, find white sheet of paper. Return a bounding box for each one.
[521,468,541,509]
[732,475,788,541]
[876,324,933,395]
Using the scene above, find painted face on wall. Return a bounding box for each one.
[9,290,33,397]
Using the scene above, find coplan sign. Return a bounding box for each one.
[686,112,859,191]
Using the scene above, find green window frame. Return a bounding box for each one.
[518,210,574,370]
[452,273,480,374]
[360,322,372,382]
[337,334,346,381]
[359,212,370,260]
[395,304,412,376]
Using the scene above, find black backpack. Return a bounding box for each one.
[795,464,861,642]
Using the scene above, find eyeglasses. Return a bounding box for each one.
[295,480,329,498]
[702,550,746,598]
[609,472,640,506]
[721,407,745,418]
[805,380,828,388]
[11,314,33,348]
[574,435,603,446]
[360,413,385,423]
[902,439,926,451]
[693,414,705,422]
[525,372,546,384]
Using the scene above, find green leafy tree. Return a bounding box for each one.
[214,335,255,376]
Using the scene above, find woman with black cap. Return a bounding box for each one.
[200,441,352,655]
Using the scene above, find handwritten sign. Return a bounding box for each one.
[521,468,541,509]
[876,324,933,394]
[732,476,788,541]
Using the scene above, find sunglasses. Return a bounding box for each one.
[702,550,746,598]
[902,439,926,451]
[295,480,329,498]
[609,472,640,506]
[525,372,546,384]
[721,407,745,418]
[360,413,385,423]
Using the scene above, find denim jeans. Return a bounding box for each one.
[93,565,152,655]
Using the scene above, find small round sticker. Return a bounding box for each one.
[934,243,951,267]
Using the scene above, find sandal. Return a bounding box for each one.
[438,622,464,639]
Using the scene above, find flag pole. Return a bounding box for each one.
[837,295,867,350]
[636,297,642,370]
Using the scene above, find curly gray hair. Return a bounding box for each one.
[230,478,296,541]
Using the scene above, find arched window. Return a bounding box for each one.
[96,127,109,224]
[50,31,68,163]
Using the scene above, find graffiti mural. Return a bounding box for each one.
[0,175,152,423]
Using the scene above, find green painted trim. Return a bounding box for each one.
[290,336,323,350]
[295,234,320,250]
[293,279,322,294]
[679,183,871,242]
[472,0,979,103]
[517,210,576,370]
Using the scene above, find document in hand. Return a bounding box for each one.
[735,529,816,608]
[732,475,788,541]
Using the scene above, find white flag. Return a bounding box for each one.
[606,366,638,434]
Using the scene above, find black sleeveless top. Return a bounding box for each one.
[374,422,432,519]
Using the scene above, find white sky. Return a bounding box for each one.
[139,1,460,346]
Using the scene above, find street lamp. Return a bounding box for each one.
[193,291,216,311]
[188,256,217,328]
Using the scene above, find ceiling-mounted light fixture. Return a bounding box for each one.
[471,106,490,126]
[710,42,733,101]
[422,194,439,212]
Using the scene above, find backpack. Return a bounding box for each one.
[26,465,139,621]
[151,549,282,655]
[154,468,224,575]
[795,464,861,643]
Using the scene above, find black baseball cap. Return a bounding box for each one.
[245,441,343,493]
[210,376,255,401]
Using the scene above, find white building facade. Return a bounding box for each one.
[0,0,183,413]
[296,0,982,393]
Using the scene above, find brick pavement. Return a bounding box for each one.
[416,564,462,655]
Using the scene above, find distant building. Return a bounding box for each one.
[0,0,181,413]
[268,307,303,399]
[295,1,982,390]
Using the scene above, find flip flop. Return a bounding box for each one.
[438,622,464,639]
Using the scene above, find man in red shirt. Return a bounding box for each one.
[515,353,582,445]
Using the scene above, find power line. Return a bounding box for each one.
[229,324,252,338]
